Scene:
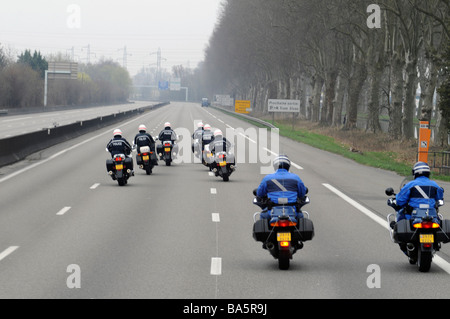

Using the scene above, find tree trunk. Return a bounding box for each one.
[402,56,418,140]
[345,62,367,129]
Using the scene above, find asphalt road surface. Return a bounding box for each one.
[1,101,450,299]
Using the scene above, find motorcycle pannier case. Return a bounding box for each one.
[253,219,270,242]
[436,219,450,243]
[393,219,414,243]
[297,218,315,241]
[106,159,114,172]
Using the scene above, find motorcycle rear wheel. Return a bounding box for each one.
[278,251,290,270]
[417,250,432,272]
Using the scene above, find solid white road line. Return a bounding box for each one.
[210,257,222,275]
[211,188,217,194]
[0,246,19,262]
[90,183,100,189]
[56,206,71,216]
[323,183,389,229]
[323,183,450,275]
[212,213,220,222]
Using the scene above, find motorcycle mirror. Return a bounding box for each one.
[305,187,309,194]
[253,188,257,196]
[385,187,395,196]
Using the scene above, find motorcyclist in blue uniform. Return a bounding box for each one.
[106,128,134,174]
[256,155,308,220]
[393,162,444,223]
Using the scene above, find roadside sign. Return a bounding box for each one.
[235,100,251,114]
[268,99,300,113]
[418,121,431,163]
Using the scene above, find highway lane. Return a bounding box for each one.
[0,101,450,299]
[0,101,154,139]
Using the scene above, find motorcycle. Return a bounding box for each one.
[135,145,156,175]
[192,138,202,159]
[106,153,133,186]
[386,187,450,272]
[158,140,174,166]
[211,151,235,182]
[202,144,215,169]
[252,189,314,270]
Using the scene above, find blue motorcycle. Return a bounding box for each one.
[386,187,450,272]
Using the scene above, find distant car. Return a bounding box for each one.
[201,98,210,107]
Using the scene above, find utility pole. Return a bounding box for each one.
[118,46,132,69]
[82,44,94,64]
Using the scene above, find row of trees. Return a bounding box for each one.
[0,46,132,109]
[199,0,450,144]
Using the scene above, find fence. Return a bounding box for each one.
[425,151,450,175]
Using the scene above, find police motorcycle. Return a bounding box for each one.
[252,189,314,270]
[133,144,157,175]
[386,187,450,272]
[106,149,133,186]
[211,151,236,182]
[156,137,177,166]
[202,143,215,170]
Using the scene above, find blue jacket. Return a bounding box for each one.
[257,169,307,205]
[396,176,444,210]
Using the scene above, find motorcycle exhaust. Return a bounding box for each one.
[139,165,144,169]
[266,242,275,251]
[108,171,113,175]
[407,243,415,252]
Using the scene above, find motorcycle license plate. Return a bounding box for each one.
[115,164,123,170]
[219,161,227,166]
[277,233,291,242]
[164,148,171,152]
[420,234,434,243]
[143,155,149,161]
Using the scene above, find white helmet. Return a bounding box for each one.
[164,122,171,128]
[273,155,291,171]
[138,124,147,132]
[113,129,122,137]
[214,129,223,137]
[197,122,204,128]
[204,124,211,130]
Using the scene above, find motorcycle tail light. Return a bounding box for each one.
[270,220,297,227]
[280,241,290,247]
[164,143,171,147]
[413,222,440,229]
[219,154,225,159]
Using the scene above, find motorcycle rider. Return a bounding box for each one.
[209,129,232,154]
[134,124,157,165]
[201,124,215,147]
[256,155,308,220]
[392,162,444,224]
[106,128,134,173]
[157,122,178,157]
[192,122,204,154]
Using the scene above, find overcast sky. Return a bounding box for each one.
[0,0,224,76]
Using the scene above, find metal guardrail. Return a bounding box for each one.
[0,102,169,168]
[210,104,277,129]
